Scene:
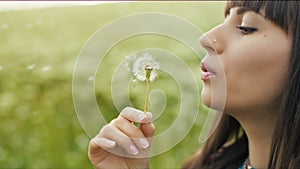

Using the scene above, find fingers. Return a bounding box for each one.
[90,107,155,156]
[120,107,152,123]
[99,124,141,156]
[90,107,155,157]
[111,116,150,149]
[91,137,116,149]
[119,107,155,141]
[140,122,156,138]
[88,137,117,164]
[88,137,116,159]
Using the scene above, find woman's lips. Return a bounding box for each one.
[201,62,216,80]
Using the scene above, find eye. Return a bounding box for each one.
[236,26,258,35]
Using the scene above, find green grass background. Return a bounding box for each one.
[0,2,225,168]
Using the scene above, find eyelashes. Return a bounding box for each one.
[236,26,258,35]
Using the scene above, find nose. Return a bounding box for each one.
[199,24,224,54]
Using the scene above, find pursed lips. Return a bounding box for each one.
[201,62,216,80]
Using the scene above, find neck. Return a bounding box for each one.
[233,108,277,169]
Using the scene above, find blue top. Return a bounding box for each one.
[238,159,255,169]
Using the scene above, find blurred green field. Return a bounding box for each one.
[0,2,225,168]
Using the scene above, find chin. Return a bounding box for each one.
[201,94,211,107]
[201,87,212,107]
[201,87,226,111]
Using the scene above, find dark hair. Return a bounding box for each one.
[182,1,300,169]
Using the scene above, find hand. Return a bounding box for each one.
[88,107,155,169]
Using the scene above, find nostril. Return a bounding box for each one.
[206,46,216,52]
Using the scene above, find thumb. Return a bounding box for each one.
[140,112,155,138]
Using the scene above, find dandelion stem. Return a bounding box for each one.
[144,79,150,113]
[144,65,153,113]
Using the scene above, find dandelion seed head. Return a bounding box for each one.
[126,52,160,82]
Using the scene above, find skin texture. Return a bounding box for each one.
[200,7,291,168]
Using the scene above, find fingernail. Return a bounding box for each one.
[92,138,102,145]
[139,138,149,148]
[105,139,116,147]
[130,145,139,155]
[138,113,147,121]
[92,138,116,148]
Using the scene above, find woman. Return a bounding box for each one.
[88,1,300,169]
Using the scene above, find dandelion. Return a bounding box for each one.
[125,52,160,112]
[126,52,160,82]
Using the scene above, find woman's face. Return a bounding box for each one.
[200,7,292,114]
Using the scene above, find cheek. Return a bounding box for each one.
[224,41,290,110]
